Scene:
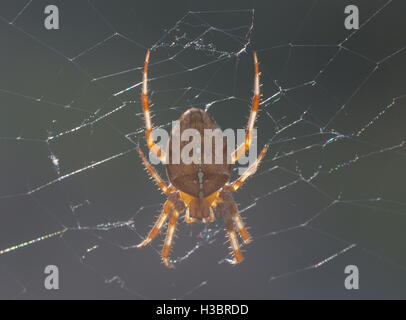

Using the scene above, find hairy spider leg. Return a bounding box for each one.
[226,144,268,192]
[214,190,251,243]
[137,146,175,195]
[137,198,174,248]
[209,207,215,223]
[162,209,181,268]
[223,211,244,265]
[232,52,261,163]
[142,50,167,163]
[229,200,251,243]
[185,208,196,223]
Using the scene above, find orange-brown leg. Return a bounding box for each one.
[142,50,166,163]
[226,144,268,192]
[137,199,174,248]
[209,207,215,223]
[162,210,180,268]
[223,211,244,265]
[137,146,175,195]
[232,52,261,163]
[185,208,196,224]
[229,200,251,244]
[215,190,251,243]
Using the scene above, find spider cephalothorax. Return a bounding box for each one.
[137,50,268,268]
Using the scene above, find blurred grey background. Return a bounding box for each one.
[0,0,405,299]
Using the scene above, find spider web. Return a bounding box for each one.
[0,0,405,299]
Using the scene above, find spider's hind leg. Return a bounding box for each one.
[161,194,186,268]
[137,192,184,251]
[229,201,251,244]
[137,198,173,248]
[223,211,244,265]
[162,209,181,268]
[214,191,248,265]
[217,190,251,244]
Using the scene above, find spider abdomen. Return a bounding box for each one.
[166,108,232,200]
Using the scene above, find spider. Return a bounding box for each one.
[136,50,268,268]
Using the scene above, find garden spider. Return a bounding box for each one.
[137,50,268,268]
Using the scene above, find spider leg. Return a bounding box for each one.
[225,144,268,192]
[185,208,196,224]
[213,191,248,264]
[215,190,250,243]
[232,52,261,163]
[137,146,175,195]
[137,198,174,248]
[229,200,251,244]
[142,50,167,163]
[223,211,244,265]
[162,209,180,268]
[209,207,215,223]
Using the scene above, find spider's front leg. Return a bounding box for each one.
[141,50,167,163]
[232,52,261,163]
